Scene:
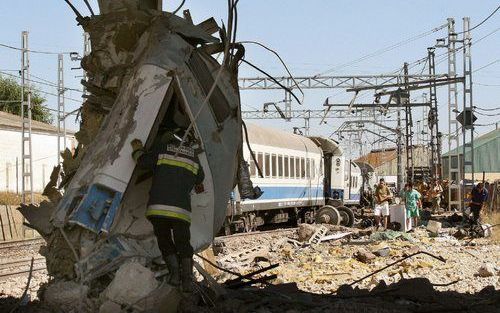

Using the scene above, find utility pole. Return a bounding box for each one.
[446,18,462,211]
[396,93,404,192]
[403,62,414,182]
[427,47,440,181]
[462,17,474,210]
[21,31,33,204]
[57,54,66,165]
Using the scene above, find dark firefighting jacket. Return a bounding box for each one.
[132,138,204,223]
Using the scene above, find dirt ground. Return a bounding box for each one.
[0,217,499,312]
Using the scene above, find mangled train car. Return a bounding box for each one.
[19,0,248,310]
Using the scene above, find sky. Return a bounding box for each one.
[0,0,498,158]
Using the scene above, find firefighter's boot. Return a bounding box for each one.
[165,254,180,287]
[181,258,193,292]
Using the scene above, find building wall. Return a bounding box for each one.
[374,145,431,177]
[0,129,76,193]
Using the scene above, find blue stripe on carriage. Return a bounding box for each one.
[251,185,323,200]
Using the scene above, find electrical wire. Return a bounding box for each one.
[172,0,186,15]
[239,40,304,102]
[473,59,500,73]
[455,4,500,35]
[474,111,500,117]
[240,59,301,104]
[474,106,500,112]
[317,23,447,76]
[82,0,95,16]
[0,42,76,55]
[0,70,83,94]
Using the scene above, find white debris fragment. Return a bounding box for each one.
[426,220,442,236]
[104,261,159,306]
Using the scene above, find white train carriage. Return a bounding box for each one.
[225,123,355,233]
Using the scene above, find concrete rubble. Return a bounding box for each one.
[209,220,499,298]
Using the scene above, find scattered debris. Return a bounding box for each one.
[354,249,377,263]
[104,261,160,307]
[427,220,442,236]
[43,281,89,312]
[476,263,496,278]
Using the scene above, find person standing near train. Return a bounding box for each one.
[374,178,393,229]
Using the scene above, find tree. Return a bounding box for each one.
[0,75,53,124]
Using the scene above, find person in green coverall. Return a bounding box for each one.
[401,182,422,231]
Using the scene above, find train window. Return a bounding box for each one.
[250,159,256,177]
[289,156,294,178]
[271,154,277,177]
[301,158,305,178]
[295,157,300,179]
[265,153,270,177]
[278,155,283,178]
[306,158,311,178]
[257,152,263,176]
[311,159,316,179]
[285,155,293,178]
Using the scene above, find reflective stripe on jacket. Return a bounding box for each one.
[134,139,204,223]
[146,204,192,223]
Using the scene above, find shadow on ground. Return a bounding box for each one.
[1,278,498,312]
[180,278,500,313]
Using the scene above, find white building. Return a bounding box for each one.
[0,111,77,193]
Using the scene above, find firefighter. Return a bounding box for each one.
[130,127,204,292]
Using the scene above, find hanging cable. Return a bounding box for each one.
[239,40,304,102]
[240,59,301,104]
[172,0,186,15]
[62,0,85,22]
[242,120,264,178]
[82,0,95,16]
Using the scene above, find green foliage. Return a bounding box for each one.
[0,75,53,124]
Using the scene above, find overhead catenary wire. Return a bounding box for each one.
[455,4,500,35]
[473,59,500,73]
[317,22,447,76]
[474,106,500,111]
[0,42,76,55]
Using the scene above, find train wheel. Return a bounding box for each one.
[315,205,340,225]
[337,206,355,227]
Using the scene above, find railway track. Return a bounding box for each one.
[216,227,298,240]
[0,238,45,251]
[0,257,47,279]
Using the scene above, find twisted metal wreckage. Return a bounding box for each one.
[18,0,260,301]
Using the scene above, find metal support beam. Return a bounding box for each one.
[446,18,462,211]
[239,74,446,90]
[20,31,33,204]
[462,17,474,210]
[403,63,415,182]
[428,47,440,181]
